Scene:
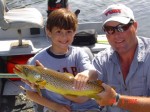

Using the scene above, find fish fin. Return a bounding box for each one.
[35,85,42,97]
[95,80,115,89]
[88,94,101,100]
[64,94,101,100]
[36,80,47,87]
[89,80,103,85]
[95,80,115,90]
[64,73,74,79]
[112,86,116,90]
[64,94,78,97]
[64,93,101,100]
[96,80,103,85]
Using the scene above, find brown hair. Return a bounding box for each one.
[46,8,78,32]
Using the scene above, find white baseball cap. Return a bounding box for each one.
[102,4,135,26]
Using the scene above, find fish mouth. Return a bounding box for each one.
[13,64,24,76]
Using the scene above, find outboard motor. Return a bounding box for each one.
[47,0,68,16]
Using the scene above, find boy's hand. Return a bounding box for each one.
[35,60,44,67]
[73,70,90,90]
[22,60,45,89]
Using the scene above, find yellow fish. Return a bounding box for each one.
[13,65,104,98]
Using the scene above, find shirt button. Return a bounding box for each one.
[124,88,127,91]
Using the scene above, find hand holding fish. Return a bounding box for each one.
[21,60,45,90]
[74,70,90,90]
[74,70,98,90]
[96,83,117,106]
[35,60,44,68]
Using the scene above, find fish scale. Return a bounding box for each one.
[37,68,73,89]
[14,65,104,98]
[36,67,75,89]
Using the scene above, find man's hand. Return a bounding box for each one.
[96,83,117,106]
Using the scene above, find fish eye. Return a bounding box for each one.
[34,74,41,79]
[24,67,29,72]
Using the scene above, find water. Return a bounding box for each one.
[6,0,150,37]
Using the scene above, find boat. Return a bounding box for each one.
[0,0,110,111]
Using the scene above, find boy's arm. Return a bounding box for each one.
[63,95,89,103]
[26,90,71,112]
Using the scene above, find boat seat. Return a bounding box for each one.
[82,46,94,61]
[0,0,44,47]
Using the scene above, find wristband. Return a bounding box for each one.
[112,93,120,106]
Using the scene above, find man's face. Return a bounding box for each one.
[103,20,138,54]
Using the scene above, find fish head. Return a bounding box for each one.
[13,65,43,83]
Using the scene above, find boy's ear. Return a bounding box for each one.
[46,29,52,37]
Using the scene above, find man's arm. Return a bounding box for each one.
[118,95,150,112]
[97,83,150,112]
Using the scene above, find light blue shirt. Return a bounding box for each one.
[93,36,150,112]
[25,46,100,111]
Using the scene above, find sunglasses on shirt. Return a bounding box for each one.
[102,19,134,35]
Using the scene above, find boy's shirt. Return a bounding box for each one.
[25,46,99,111]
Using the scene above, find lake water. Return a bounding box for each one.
[6,0,150,37]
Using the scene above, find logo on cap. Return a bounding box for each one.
[105,9,121,16]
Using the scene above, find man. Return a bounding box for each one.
[93,4,150,112]
[74,4,150,112]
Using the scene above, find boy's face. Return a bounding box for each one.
[47,27,76,51]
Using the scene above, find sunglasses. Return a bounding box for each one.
[103,20,134,35]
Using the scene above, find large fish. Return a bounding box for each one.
[14,65,104,98]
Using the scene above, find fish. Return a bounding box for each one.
[13,65,104,99]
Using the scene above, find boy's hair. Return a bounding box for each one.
[46,8,78,32]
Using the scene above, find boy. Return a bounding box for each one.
[25,8,100,112]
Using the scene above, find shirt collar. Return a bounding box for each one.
[136,37,146,62]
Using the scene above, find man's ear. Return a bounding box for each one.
[133,21,138,31]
